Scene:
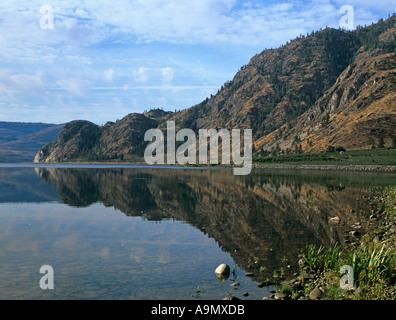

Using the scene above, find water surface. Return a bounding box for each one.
[0,165,394,299]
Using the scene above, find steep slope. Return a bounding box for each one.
[256,49,396,153]
[35,16,396,163]
[164,27,360,138]
[164,15,396,149]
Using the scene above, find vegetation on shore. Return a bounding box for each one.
[253,147,396,166]
[276,186,396,300]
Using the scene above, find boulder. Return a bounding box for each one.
[215,264,230,278]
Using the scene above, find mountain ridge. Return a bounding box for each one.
[34,15,396,164]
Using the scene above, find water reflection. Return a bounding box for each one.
[29,167,393,283]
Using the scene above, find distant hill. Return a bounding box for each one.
[0,122,64,162]
[35,15,396,163]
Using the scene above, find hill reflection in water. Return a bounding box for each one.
[33,167,389,282]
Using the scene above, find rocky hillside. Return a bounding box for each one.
[34,111,173,163]
[257,49,396,154]
[35,15,396,163]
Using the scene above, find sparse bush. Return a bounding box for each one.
[327,145,335,153]
[321,113,330,127]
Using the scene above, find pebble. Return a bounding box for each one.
[275,293,286,300]
[298,258,307,268]
[309,287,323,300]
[370,214,377,221]
[329,216,340,223]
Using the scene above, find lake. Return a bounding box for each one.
[0,164,395,300]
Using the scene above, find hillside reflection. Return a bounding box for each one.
[32,167,386,281]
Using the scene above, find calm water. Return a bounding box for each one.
[0,164,395,300]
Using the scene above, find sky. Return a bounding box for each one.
[0,0,394,125]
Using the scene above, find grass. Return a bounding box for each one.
[253,148,396,166]
[349,241,394,288]
[295,185,396,300]
[299,237,395,299]
[302,243,342,272]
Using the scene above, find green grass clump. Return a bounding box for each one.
[300,237,395,300]
[348,240,395,289]
[302,243,342,272]
[292,185,396,300]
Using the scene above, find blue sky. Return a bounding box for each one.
[0,0,394,125]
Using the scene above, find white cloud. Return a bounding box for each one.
[55,78,91,95]
[161,67,175,83]
[134,67,150,83]
[0,0,391,124]
[0,0,390,53]
[0,71,44,96]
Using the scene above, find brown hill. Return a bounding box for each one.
[256,49,396,153]
[34,114,161,163]
[164,27,360,136]
[35,15,396,163]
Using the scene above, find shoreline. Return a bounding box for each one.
[263,185,396,301]
[1,162,396,173]
[252,163,396,173]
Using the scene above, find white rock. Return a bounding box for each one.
[329,216,340,223]
[214,264,230,278]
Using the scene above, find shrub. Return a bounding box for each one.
[327,145,335,153]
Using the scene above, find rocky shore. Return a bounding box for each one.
[219,186,396,300]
